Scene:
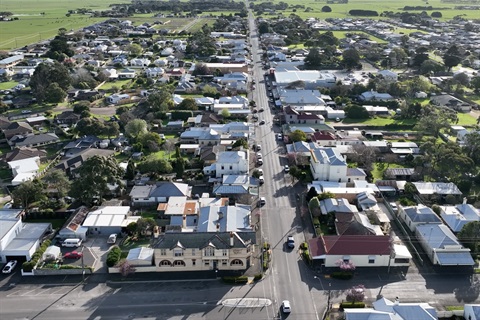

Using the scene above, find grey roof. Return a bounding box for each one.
[413,182,462,195]
[129,185,155,198]
[416,224,461,249]
[372,297,437,320]
[213,185,249,195]
[197,205,252,232]
[0,219,19,241]
[16,223,51,239]
[222,174,248,185]
[403,206,442,223]
[10,133,59,147]
[320,198,357,215]
[385,168,415,177]
[150,182,190,198]
[347,167,366,177]
[311,147,346,166]
[153,232,256,250]
[436,252,475,266]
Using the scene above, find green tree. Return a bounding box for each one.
[127,43,143,57]
[125,119,148,139]
[136,217,157,235]
[258,21,270,34]
[192,63,211,76]
[147,89,174,112]
[317,192,335,201]
[321,5,332,12]
[68,155,124,205]
[463,131,480,165]
[306,186,318,202]
[178,98,198,111]
[471,76,480,93]
[221,108,230,118]
[345,104,369,119]
[104,122,120,138]
[42,169,70,197]
[12,180,45,210]
[73,101,90,115]
[290,130,307,142]
[457,221,480,255]
[342,48,361,70]
[304,47,323,69]
[138,132,162,151]
[137,157,173,175]
[30,62,71,103]
[125,161,136,180]
[308,196,321,217]
[174,157,185,179]
[232,138,248,150]
[45,83,67,103]
[443,45,462,71]
[414,105,456,137]
[75,118,105,136]
[202,84,218,97]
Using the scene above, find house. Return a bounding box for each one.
[384,168,415,181]
[307,235,411,268]
[273,70,336,89]
[216,72,248,84]
[283,106,325,125]
[377,69,398,82]
[345,297,437,320]
[129,182,191,207]
[55,149,115,176]
[25,116,47,127]
[208,150,249,178]
[107,93,130,104]
[152,231,256,272]
[362,105,390,116]
[2,122,33,140]
[57,206,89,240]
[412,182,463,203]
[335,211,383,236]
[464,304,480,320]
[212,175,251,197]
[199,145,225,165]
[309,147,348,182]
[101,68,118,80]
[277,89,326,106]
[180,128,220,145]
[0,55,24,68]
[145,67,164,78]
[117,68,136,79]
[55,111,81,125]
[130,58,150,67]
[197,204,252,232]
[7,156,40,185]
[320,198,358,216]
[415,224,474,266]
[158,196,199,230]
[439,202,480,233]
[82,206,139,235]
[398,205,442,232]
[359,90,393,101]
[0,210,51,263]
[62,135,101,156]
[4,147,46,162]
[8,133,59,149]
[430,94,471,112]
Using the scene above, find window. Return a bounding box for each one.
[174,249,183,257]
[159,260,171,266]
[160,249,167,256]
[222,249,228,256]
[394,258,410,264]
[229,166,232,170]
[343,256,350,263]
[230,259,243,266]
[205,247,215,257]
[221,166,224,170]
[204,260,210,266]
[192,259,196,266]
[192,249,196,256]
[222,259,228,266]
[368,256,375,264]
[173,260,185,266]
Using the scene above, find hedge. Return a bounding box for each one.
[340,302,365,309]
[222,276,249,284]
[331,271,353,280]
[107,246,122,267]
[300,242,308,250]
[302,250,312,264]
[22,239,52,272]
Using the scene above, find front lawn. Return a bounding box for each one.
[457,113,478,127]
[371,162,410,181]
[119,236,151,251]
[341,116,417,127]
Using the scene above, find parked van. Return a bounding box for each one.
[62,239,82,247]
[107,234,117,244]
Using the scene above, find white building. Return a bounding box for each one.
[309,147,347,182]
[82,206,139,235]
[274,70,336,89]
[213,150,249,178]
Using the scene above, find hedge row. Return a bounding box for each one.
[222,276,249,284]
[340,302,366,308]
[107,246,122,267]
[331,271,354,280]
[22,239,52,272]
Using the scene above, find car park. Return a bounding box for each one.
[282,300,291,314]
[2,260,17,273]
[63,251,83,259]
[286,236,295,249]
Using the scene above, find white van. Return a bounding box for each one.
[62,239,82,247]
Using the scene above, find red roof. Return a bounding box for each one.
[308,235,391,257]
[312,131,335,141]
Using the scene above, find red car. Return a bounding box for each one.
[63,251,83,259]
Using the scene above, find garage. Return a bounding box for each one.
[5,255,27,264]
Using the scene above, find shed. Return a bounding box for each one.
[42,245,61,261]
[126,247,154,266]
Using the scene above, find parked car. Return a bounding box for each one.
[2,260,17,274]
[284,165,290,173]
[63,251,83,259]
[286,236,295,249]
[107,233,117,244]
[259,108,264,112]
[257,158,263,166]
[277,133,283,140]
[259,197,266,206]
[282,300,291,314]
[259,175,265,185]
[21,110,32,114]
[259,120,266,125]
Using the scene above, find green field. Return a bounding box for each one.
[0,0,130,50]
[267,0,480,20]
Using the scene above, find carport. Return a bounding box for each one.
[5,255,27,264]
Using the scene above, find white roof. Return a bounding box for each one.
[82,206,130,227]
[413,182,462,195]
[127,247,154,262]
[8,157,40,173]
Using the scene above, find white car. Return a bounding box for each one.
[277,133,283,140]
[284,165,290,173]
[259,197,266,206]
[2,260,18,274]
[259,175,264,184]
[282,300,291,313]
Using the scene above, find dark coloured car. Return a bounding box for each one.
[286,236,295,249]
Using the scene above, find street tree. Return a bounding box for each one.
[125,119,148,139]
[458,221,480,255]
[289,130,306,142]
[346,285,366,303]
[42,169,70,198]
[342,48,361,70]
[68,155,124,205]
[12,180,45,210]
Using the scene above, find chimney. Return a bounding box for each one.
[230,232,234,247]
[182,214,186,229]
[463,197,467,205]
[216,223,220,232]
[394,297,399,305]
[218,211,224,220]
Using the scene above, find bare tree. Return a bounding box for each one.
[116,259,136,277]
[346,285,366,303]
[350,145,378,171]
[162,139,177,159]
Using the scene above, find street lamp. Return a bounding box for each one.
[80,244,85,283]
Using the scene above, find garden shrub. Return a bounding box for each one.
[106,246,122,267]
[331,271,353,280]
[222,276,249,284]
[22,239,52,272]
[340,302,365,308]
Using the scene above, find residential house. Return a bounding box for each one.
[4,147,46,162]
[345,297,437,320]
[207,150,249,178]
[0,116,11,130]
[377,70,398,82]
[430,94,471,112]
[101,68,118,80]
[7,156,40,185]
[398,205,442,232]
[0,55,24,68]
[2,122,33,140]
[359,90,393,101]
[126,247,154,267]
[117,68,136,79]
[8,133,59,149]
[82,206,139,235]
[308,235,411,268]
[415,224,474,266]
[218,96,249,107]
[273,70,336,89]
[145,67,164,78]
[55,111,81,126]
[412,182,463,203]
[363,105,390,116]
[384,168,415,181]
[212,175,251,197]
[129,182,191,207]
[107,93,130,104]
[439,202,480,233]
[199,145,225,165]
[180,128,221,146]
[130,58,150,67]
[153,231,256,272]
[63,135,101,157]
[309,147,348,182]
[320,198,358,216]
[158,196,199,230]
[55,149,115,176]
[335,211,383,236]
[216,72,248,84]
[277,89,326,107]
